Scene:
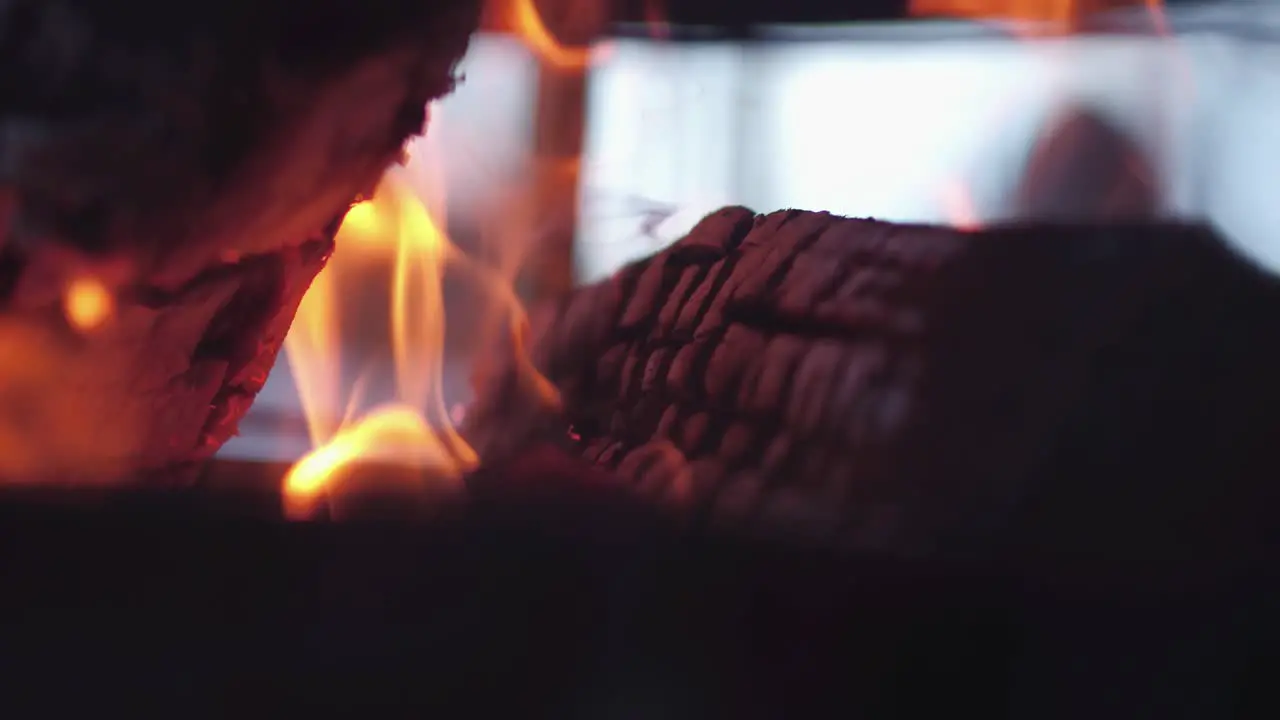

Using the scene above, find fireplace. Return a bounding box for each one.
[0,1,1277,716]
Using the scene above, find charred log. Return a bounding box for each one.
[0,0,482,280]
[471,208,1280,582]
[0,0,482,482]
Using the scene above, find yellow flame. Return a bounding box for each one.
[338,201,386,242]
[282,172,475,518]
[282,405,459,519]
[279,151,564,520]
[63,276,114,331]
[283,248,343,449]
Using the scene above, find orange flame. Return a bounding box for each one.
[510,0,594,71]
[281,171,479,519]
[279,152,559,520]
[63,276,114,331]
[910,0,1089,27]
[908,0,1169,35]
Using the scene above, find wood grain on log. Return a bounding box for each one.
[474,207,1280,577]
[0,1,482,482]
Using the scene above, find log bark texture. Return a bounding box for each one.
[472,207,1280,578]
[0,1,482,483]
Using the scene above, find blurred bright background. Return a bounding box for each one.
[578,10,1280,279]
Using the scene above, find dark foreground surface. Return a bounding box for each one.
[0,456,1275,718]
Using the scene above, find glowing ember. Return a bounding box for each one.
[63,276,114,331]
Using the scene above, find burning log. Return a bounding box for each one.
[471,207,1280,582]
[0,0,482,483]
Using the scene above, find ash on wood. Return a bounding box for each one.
[474,207,1280,584]
[0,0,482,482]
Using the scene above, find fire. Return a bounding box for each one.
[908,0,1168,33]
[509,0,593,71]
[280,162,558,520]
[278,0,669,517]
[336,200,385,241]
[283,407,457,516]
[63,276,113,331]
[909,0,1094,28]
[282,171,477,518]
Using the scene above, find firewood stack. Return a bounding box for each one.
[0,0,481,483]
[468,207,1280,580]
